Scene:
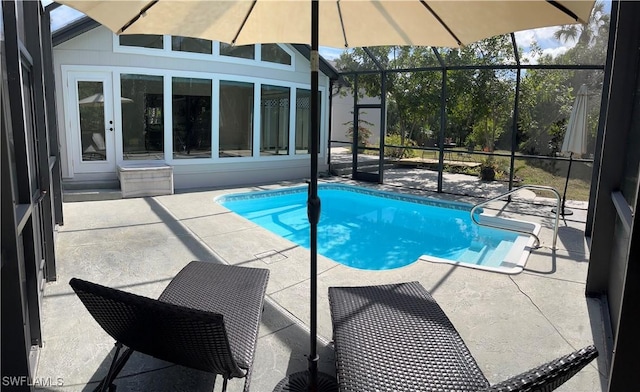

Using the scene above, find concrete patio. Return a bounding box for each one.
[36,172,608,391]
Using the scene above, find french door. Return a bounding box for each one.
[67,72,116,173]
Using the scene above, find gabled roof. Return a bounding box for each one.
[51,16,341,81]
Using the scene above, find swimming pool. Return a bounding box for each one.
[216,184,540,274]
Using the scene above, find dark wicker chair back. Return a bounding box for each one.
[70,278,244,379]
[329,282,599,392]
[480,344,598,392]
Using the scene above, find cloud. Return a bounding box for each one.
[515,26,569,50]
[522,46,570,65]
[515,25,578,64]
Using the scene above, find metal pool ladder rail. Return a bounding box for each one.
[470,185,561,250]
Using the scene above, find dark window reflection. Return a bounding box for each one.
[295,89,321,154]
[120,74,164,160]
[261,85,290,156]
[219,81,254,157]
[172,36,212,54]
[120,34,163,49]
[77,81,106,161]
[172,77,212,159]
[220,43,255,59]
[261,44,291,65]
[621,76,640,207]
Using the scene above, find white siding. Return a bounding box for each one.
[331,90,383,147]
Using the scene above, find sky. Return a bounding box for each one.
[47,0,610,65]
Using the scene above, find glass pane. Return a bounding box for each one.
[219,81,254,157]
[261,44,291,65]
[621,68,640,207]
[120,74,164,160]
[261,85,290,156]
[120,34,163,49]
[295,89,311,154]
[171,36,212,54]
[356,107,381,173]
[516,69,600,203]
[220,43,255,59]
[296,89,321,155]
[172,77,212,159]
[22,65,40,194]
[77,81,106,161]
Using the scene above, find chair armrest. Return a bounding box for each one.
[479,345,597,392]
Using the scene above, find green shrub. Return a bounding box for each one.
[384,135,417,158]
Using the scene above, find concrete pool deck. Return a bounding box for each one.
[37,175,608,391]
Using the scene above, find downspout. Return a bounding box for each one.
[327,79,334,172]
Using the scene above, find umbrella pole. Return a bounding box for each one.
[560,152,574,215]
[308,0,320,391]
[273,2,337,391]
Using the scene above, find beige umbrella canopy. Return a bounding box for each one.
[56,0,595,390]
[60,1,594,48]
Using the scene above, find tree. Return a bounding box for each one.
[336,47,441,148]
[554,1,609,48]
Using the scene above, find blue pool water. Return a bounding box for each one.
[217,184,525,270]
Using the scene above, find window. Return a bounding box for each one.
[295,88,315,154]
[77,81,107,161]
[172,77,212,159]
[261,44,291,65]
[171,36,212,54]
[219,81,254,157]
[120,74,164,160]
[220,43,255,60]
[261,85,290,156]
[119,34,163,49]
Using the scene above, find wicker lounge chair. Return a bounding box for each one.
[70,261,269,392]
[328,282,598,392]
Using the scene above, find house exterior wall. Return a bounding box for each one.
[331,89,383,147]
[53,26,331,190]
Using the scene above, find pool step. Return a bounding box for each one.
[458,245,488,265]
[483,240,513,268]
[458,240,514,266]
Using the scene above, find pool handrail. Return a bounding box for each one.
[470,185,561,250]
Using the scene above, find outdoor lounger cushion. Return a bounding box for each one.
[328,282,597,392]
[70,261,269,392]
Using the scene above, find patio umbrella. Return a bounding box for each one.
[559,84,589,216]
[56,1,596,390]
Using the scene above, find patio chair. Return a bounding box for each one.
[328,282,598,392]
[70,261,269,392]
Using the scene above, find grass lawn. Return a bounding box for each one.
[509,161,591,201]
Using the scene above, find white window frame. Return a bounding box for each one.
[62,65,327,169]
[113,34,296,71]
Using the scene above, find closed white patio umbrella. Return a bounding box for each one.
[56,1,596,390]
[559,84,589,216]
